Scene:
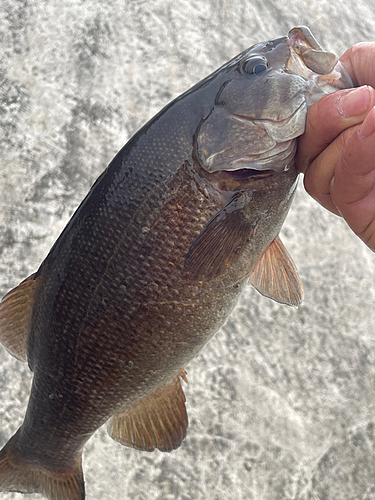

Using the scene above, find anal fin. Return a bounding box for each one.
[250,236,304,306]
[0,274,40,362]
[108,373,188,452]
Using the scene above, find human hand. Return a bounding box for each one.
[296,43,375,251]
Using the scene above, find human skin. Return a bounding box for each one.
[296,42,375,251]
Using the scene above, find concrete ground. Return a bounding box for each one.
[0,1,374,499]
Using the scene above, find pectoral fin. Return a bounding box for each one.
[250,236,304,306]
[107,373,188,452]
[0,274,40,362]
[185,193,257,281]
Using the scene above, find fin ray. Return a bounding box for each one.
[108,374,188,452]
[0,274,40,362]
[250,236,304,306]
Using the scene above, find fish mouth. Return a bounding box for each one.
[287,26,338,75]
[287,26,353,90]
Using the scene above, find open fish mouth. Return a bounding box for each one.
[287,26,353,92]
[288,26,339,75]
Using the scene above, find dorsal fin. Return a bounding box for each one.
[0,274,40,362]
[250,236,304,306]
[107,373,188,452]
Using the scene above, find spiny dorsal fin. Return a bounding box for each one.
[107,373,188,452]
[0,429,85,500]
[185,193,257,281]
[0,274,39,362]
[250,236,304,306]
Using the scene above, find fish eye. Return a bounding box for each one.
[242,56,269,76]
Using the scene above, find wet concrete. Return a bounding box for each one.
[0,1,374,499]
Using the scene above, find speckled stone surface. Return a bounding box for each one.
[0,1,374,499]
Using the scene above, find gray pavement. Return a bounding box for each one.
[0,1,374,499]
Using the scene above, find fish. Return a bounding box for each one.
[0,26,352,500]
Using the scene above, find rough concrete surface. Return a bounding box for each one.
[0,1,374,499]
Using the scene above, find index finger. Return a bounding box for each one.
[340,42,375,88]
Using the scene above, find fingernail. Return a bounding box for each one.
[338,86,371,118]
[357,106,375,139]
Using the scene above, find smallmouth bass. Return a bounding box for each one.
[0,26,352,500]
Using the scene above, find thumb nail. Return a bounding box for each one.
[338,86,371,118]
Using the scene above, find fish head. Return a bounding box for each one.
[187,27,353,290]
[196,25,353,174]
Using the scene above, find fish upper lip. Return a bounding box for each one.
[287,25,322,51]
